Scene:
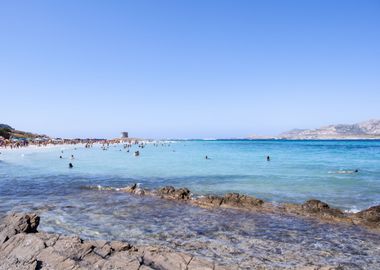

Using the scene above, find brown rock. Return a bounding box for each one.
[158,186,176,195]
[101,252,142,270]
[302,200,344,218]
[176,188,191,200]
[282,200,354,226]
[121,183,146,196]
[134,187,145,195]
[193,193,264,210]
[52,235,94,260]
[0,213,39,244]
[194,195,224,207]
[142,249,191,269]
[94,243,113,258]
[222,193,264,208]
[37,247,79,270]
[110,240,133,252]
[157,186,191,200]
[121,183,137,193]
[355,205,380,225]
[0,233,45,265]
[0,213,225,269]
[302,200,330,212]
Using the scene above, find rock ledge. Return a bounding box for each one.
[0,213,229,270]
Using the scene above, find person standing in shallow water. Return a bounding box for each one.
[267,156,270,161]
[69,163,73,168]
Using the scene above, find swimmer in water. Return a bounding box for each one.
[267,156,270,161]
[59,156,62,159]
[334,169,359,174]
[205,155,209,159]
[71,155,74,159]
[69,163,73,168]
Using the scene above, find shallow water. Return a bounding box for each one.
[1,140,380,268]
[2,140,380,210]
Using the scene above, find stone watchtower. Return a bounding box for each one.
[121,132,129,138]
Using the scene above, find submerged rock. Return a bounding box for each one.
[0,213,228,270]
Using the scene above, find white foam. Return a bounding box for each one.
[344,206,361,213]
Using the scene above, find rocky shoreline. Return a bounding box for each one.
[0,213,231,270]
[1,186,379,269]
[88,184,380,232]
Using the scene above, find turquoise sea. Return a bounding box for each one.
[1,139,380,211]
[1,140,380,268]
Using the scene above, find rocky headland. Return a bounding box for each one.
[278,119,380,140]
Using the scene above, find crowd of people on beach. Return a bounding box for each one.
[0,137,136,149]
[0,138,29,148]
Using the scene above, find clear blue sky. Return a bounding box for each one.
[0,1,379,139]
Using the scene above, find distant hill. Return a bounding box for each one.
[0,124,48,140]
[279,119,380,139]
[0,124,13,130]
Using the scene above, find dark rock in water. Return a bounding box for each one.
[0,213,228,270]
[222,193,264,207]
[196,195,224,207]
[194,193,264,209]
[130,183,137,190]
[176,188,191,200]
[283,200,349,225]
[122,183,138,193]
[302,200,344,218]
[120,183,146,196]
[158,186,176,194]
[355,205,380,225]
[157,186,191,200]
[302,200,331,212]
